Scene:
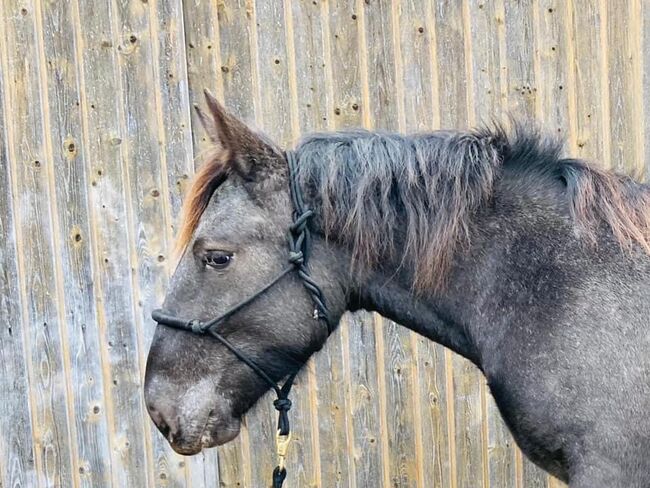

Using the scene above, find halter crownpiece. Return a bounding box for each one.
[151,150,331,488]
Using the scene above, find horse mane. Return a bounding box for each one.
[295,126,650,290]
[177,125,650,290]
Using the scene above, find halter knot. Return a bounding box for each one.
[273,398,292,412]
[288,251,304,265]
[289,210,313,233]
[188,320,204,334]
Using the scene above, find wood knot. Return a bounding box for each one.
[64,137,77,159]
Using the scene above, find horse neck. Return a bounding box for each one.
[346,182,575,371]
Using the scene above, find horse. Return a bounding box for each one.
[144,91,650,488]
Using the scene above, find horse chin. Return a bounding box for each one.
[210,418,241,447]
[200,416,241,450]
[169,417,241,455]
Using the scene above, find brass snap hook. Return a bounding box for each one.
[275,430,292,471]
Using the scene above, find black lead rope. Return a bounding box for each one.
[152,150,331,488]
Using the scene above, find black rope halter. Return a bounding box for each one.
[151,150,332,488]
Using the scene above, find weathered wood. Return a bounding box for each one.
[2,1,649,487]
[362,0,399,131]
[535,0,572,141]
[328,0,364,129]
[109,0,188,485]
[504,0,537,118]
[641,2,650,182]
[1,1,77,486]
[38,0,115,485]
[182,0,223,154]
[0,14,38,487]
[566,0,606,165]
[606,0,644,177]
[72,0,153,484]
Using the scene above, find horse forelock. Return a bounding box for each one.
[175,146,231,255]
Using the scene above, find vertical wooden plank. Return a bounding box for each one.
[379,319,420,488]
[606,0,644,176]
[329,0,364,129]
[254,0,292,143]
[337,313,378,488]
[215,1,256,123]
[1,1,77,485]
[398,0,437,132]
[0,16,38,486]
[182,0,222,153]
[361,0,400,131]
[568,0,606,163]
[38,0,116,485]
[149,0,195,232]
[109,0,190,485]
[416,338,454,488]
[73,0,153,485]
[504,0,537,117]
[290,0,329,134]
[535,0,572,139]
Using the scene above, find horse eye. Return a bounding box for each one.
[204,251,233,270]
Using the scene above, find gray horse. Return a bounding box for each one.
[145,92,650,487]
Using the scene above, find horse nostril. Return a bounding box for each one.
[148,405,179,442]
[158,418,171,439]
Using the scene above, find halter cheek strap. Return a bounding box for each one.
[152,150,331,488]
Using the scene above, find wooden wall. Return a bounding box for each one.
[0,0,647,486]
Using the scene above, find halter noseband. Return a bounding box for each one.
[151,150,332,488]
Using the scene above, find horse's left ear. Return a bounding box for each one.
[194,90,281,181]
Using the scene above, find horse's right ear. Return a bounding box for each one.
[193,89,241,150]
[194,90,279,181]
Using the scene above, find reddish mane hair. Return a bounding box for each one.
[175,147,230,254]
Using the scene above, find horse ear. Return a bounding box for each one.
[194,89,278,180]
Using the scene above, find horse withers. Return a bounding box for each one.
[145,92,650,487]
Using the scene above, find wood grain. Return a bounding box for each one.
[1,1,646,486]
